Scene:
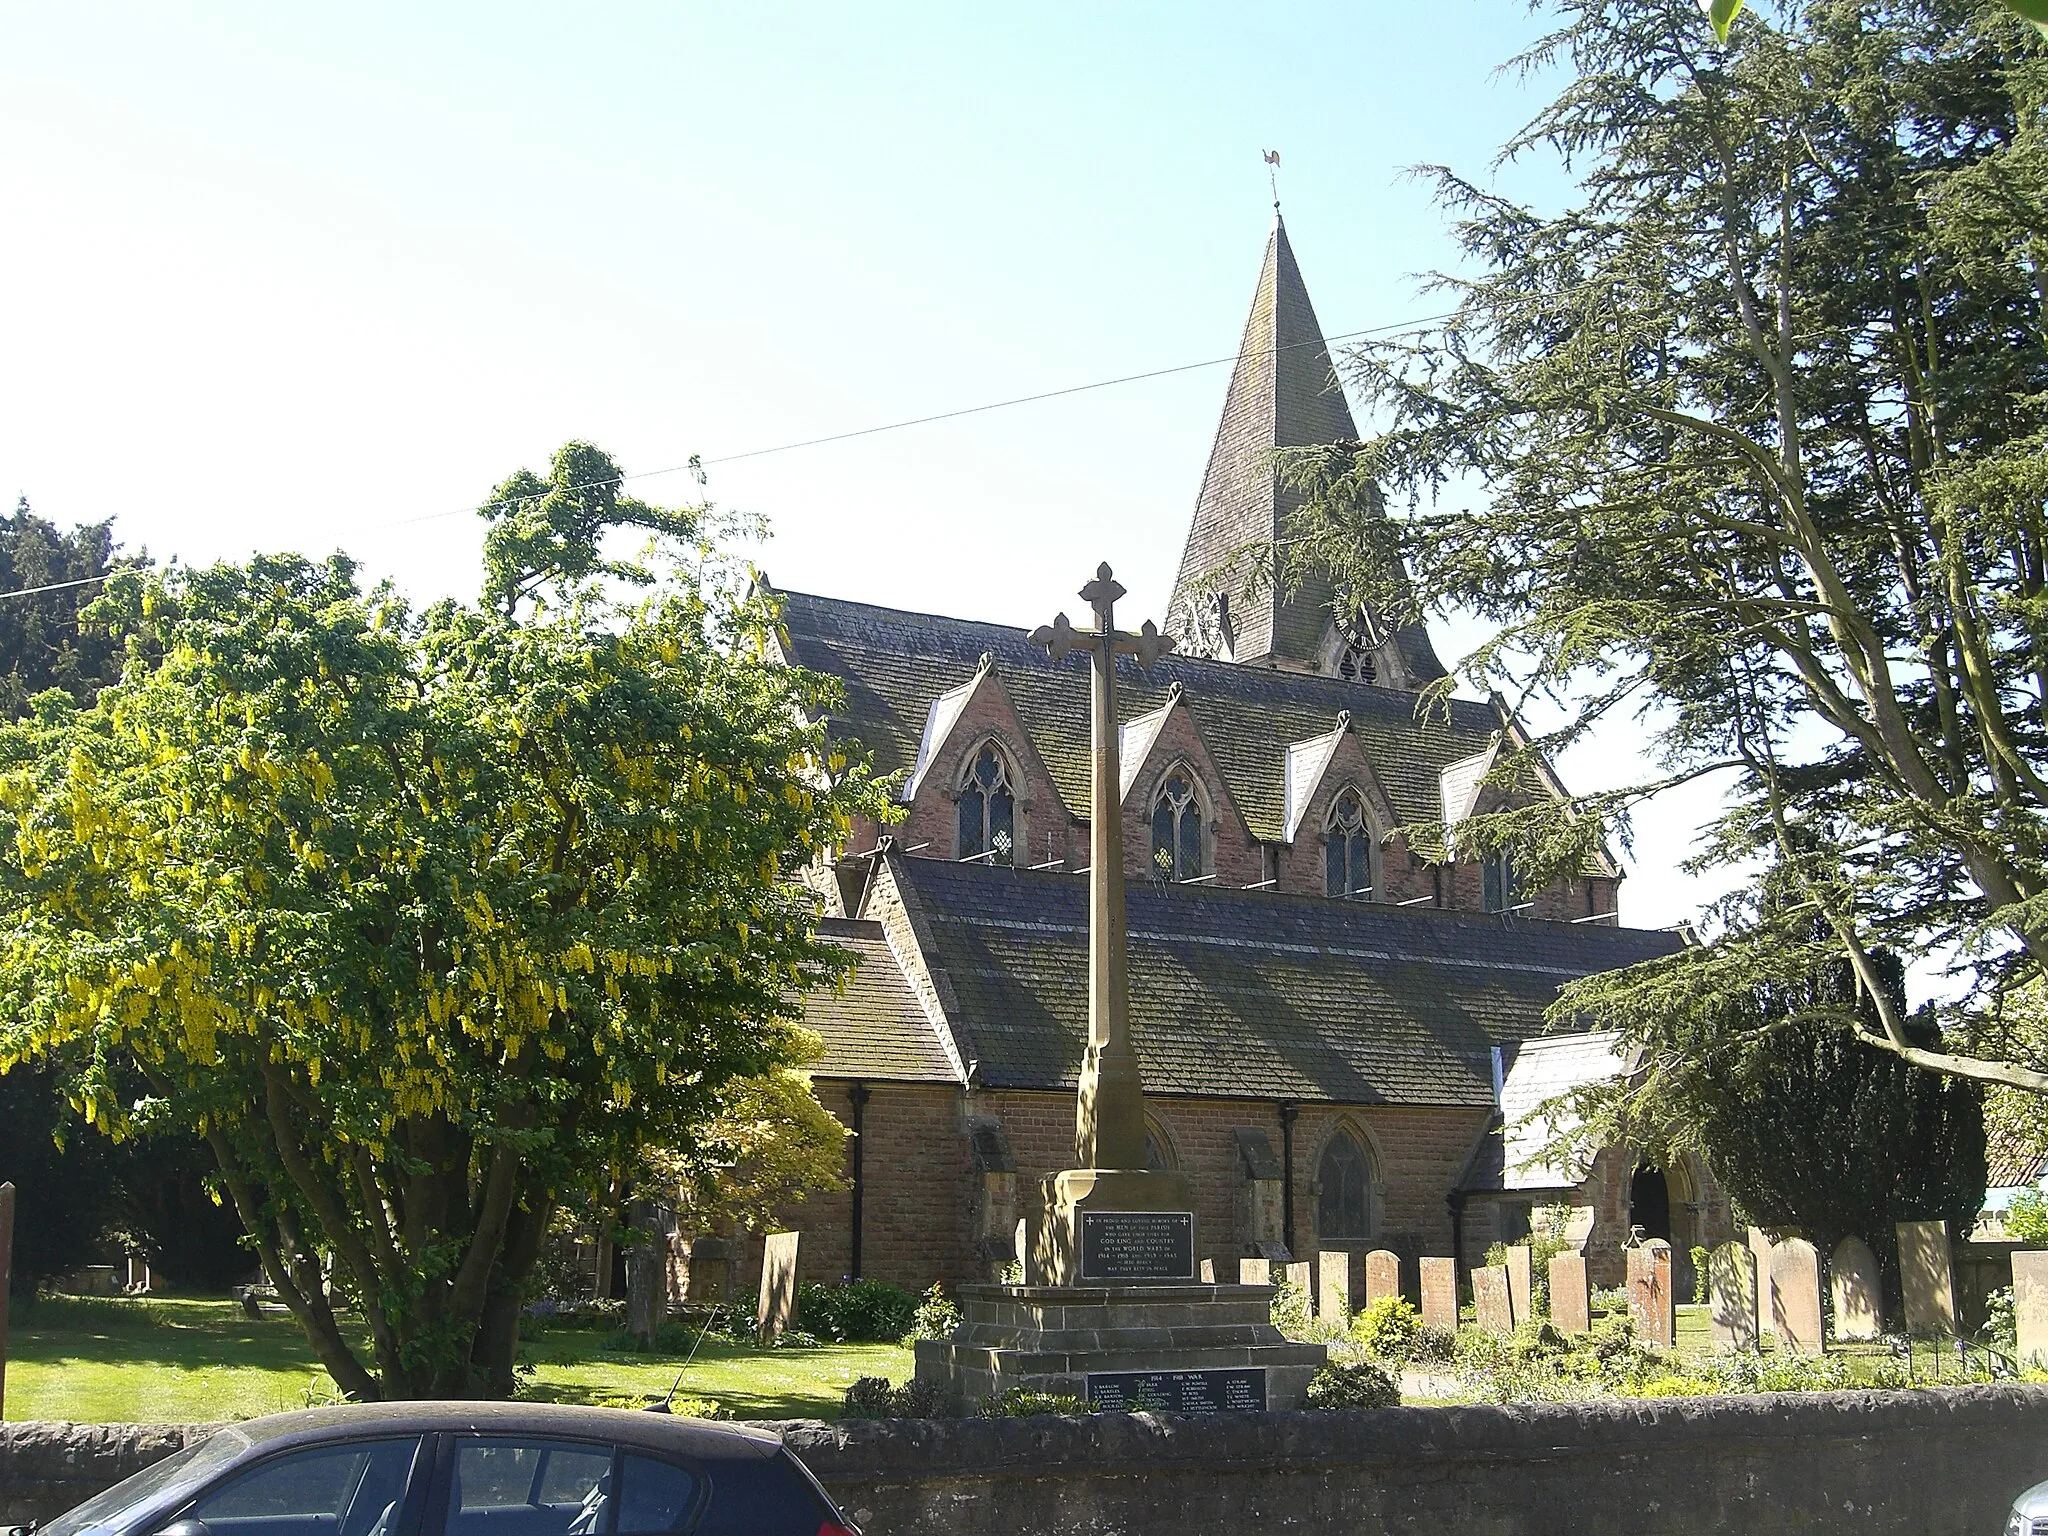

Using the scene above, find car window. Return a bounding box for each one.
[692,1452,829,1536]
[43,1431,254,1536]
[184,1439,420,1536]
[444,1441,614,1536]
[613,1457,699,1536]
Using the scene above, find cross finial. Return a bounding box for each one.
[1030,563,1177,671]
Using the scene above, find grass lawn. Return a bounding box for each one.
[3,1295,912,1424]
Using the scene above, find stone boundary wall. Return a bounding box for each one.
[7,1386,2046,1535]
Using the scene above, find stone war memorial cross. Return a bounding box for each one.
[913,565,1325,1411]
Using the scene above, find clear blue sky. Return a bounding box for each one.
[0,1,1733,928]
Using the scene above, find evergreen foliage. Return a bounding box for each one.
[1269,0,2048,1095]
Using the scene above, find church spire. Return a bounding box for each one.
[1168,216,1446,687]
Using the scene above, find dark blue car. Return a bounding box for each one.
[30,1404,857,1536]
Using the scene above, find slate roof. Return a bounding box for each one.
[803,917,960,1083]
[1985,1116,2048,1192]
[1463,1031,1635,1193]
[1166,214,1445,680]
[877,855,1684,1107]
[774,588,1501,842]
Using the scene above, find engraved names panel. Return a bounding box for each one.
[1085,1368,1268,1414]
[1078,1210,1195,1281]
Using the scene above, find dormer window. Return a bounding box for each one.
[1150,768,1205,883]
[957,743,1015,866]
[1324,789,1375,899]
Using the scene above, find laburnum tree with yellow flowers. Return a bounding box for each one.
[0,443,889,1399]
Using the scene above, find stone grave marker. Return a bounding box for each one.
[1897,1220,1958,1338]
[1365,1249,1401,1308]
[1238,1256,1272,1286]
[1318,1250,1351,1324]
[1549,1253,1590,1334]
[1707,1241,1757,1351]
[1286,1259,1313,1301]
[1419,1256,1458,1332]
[1473,1264,1514,1335]
[2013,1250,2048,1368]
[1830,1236,1882,1342]
[1771,1237,1823,1354]
[756,1230,800,1343]
[1199,1258,1215,1283]
[1504,1244,1534,1325]
[1628,1239,1674,1346]
[1748,1227,1777,1340]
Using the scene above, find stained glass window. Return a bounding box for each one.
[1324,790,1373,899]
[1150,770,1204,882]
[1317,1130,1374,1243]
[957,744,1016,866]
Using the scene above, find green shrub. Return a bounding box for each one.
[904,1282,961,1343]
[1303,1361,1400,1410]
[1270,1279,1313,1338]
[1409,1325,1455,1364]
[1981,1286,2018,1350]
[839,1374,953,1419]
[1349,1296,1422,1361]
[796,1279,920,1343]
[2007,1189,2048,1245]
[1690,1246,1711,1304]
[974,1387,1089,1417]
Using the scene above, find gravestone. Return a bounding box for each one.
[1199,1258,1215,1283]
[1473,1264,1514,1334]
[1549,1253,1591,1334]
[1317,1250,1351,1324]
[1772,1237,1824,1354]
[1504,1244,1534,1325]
[1419,1257,1458,1332]
[1897,1220,1958,1338]
[2013,1250,2048,1368]
[756,1230,800,1343]
[1238,1256,1272,1286]
[1748,1227,1778,1340]
[1365,1249,1401,1308]
[1830,1236,1882,1342]
[1286,1259,1312,1300]
[1628,1240,1674,1346]
[1707,1241,1757,1351]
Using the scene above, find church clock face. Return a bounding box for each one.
[1172,593,1232,661]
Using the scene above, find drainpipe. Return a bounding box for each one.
[848,1082,871,1279]
[1278,1101,1300,1259]
[1450,1189,1467,1283]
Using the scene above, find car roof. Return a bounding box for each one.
[217,1403,783,1463]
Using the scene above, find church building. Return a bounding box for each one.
[746,217,1733,1300]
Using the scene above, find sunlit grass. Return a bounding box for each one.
[3,1295,912,1424]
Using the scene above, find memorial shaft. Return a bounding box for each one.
[1081,582,1145,1171]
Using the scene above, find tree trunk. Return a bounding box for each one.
[625,1199,669,1348]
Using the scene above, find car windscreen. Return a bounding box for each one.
[40,1429,254,1536]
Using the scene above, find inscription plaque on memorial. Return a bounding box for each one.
[1079,1210,1195,1282]
[1086,1367,1268,1414]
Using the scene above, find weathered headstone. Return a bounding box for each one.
[1628,1239,1674,1346]
[1199,1258,1216,1283]
[1504,1244,1534,1325]
[1318,1250,1351,1324]
[1548,1252,1591,1334]
[1830,1236,1882,1342]
[1707,1241,1757,1351]
[1419,1256,1458,1332]
[1286,1259,1312,1300]
[1748,1227,1778,1340]
[1365,1249,1402,1307]
[1473,1264,1515,1335]
[1771,1237,1824,1354]
[756,1230,800,1343]
[1897,1220,1958,1338]
[2013,1249,2048,1368]
[1237,1256,1272,1286]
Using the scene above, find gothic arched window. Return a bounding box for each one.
[1325,789,1374,899]
[957,743,1016,866]
[1483,851,1515,912]
[1337,640,1377,684]
[1150,768,1204,883]
[1317,1129,1375,1243]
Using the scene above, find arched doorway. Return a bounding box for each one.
[1629,1163,1672,1243]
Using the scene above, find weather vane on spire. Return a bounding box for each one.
[1262,148,1281,212]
